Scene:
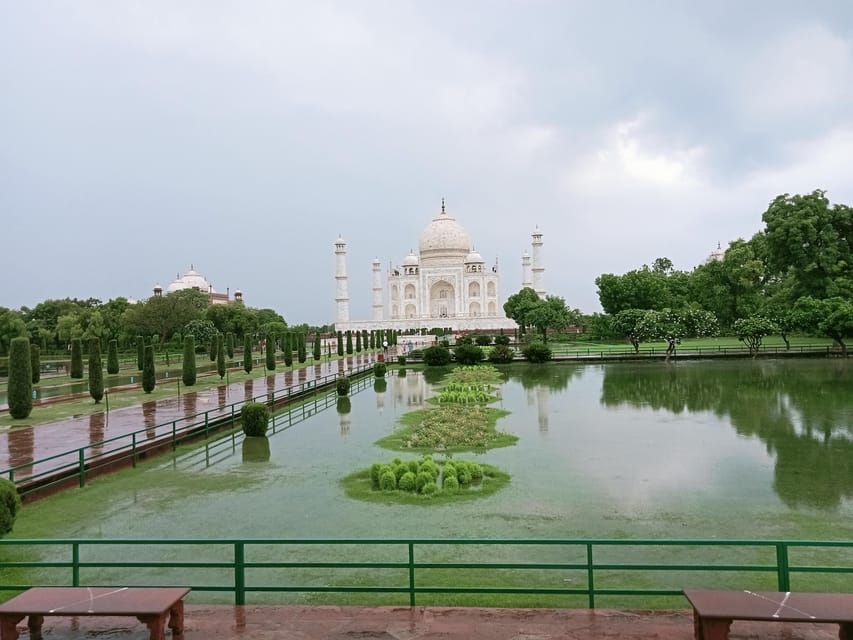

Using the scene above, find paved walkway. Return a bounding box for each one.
[13,605,844,639]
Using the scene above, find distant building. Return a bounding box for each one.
[152,265,243,305]
[705,242,725,264]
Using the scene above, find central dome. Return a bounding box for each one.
[418,202,471,260]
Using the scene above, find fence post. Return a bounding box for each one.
[132,433,137,467]
[205,413,210,438]
[234,542,246,605]
[78,449,86,488]
[775,543,790,591]
[408,542,416,607]
[171,421,177,450]
[586,543,595,608]
[72,542,80,587]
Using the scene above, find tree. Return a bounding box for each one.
[790,296,853,356]
[526,295,578,342]
[183,336,197,386]
[369,331,375,350]
[297,332,306,363]
[0,477,22,538]
[181,319,218,352]
[216,333,226,379]
[70,338,84,378]
[7,337,32,419]
[0,308,27,357]
[614,309,652,353]
[503,287,541,334]
[733,316,778,357]
[337,331,344,356]
[142,345,156,393]
[522,341,552,363]
[762,190,853,301]
[243,335,253,374]
[454,343,484,365]
[225,332,235,359]
[209,334,217,362]
[595,266,673,315]
[346,331,353,354]
[640,308,718,359]
[136,335,144,370]
[107,339,119,374]
[265,333,276,370]
[422,345,452,366]
[30,344,40,384]
[283,332,293,367]
[313,334,321,360]
[355,331,362,352]
[88,338,104,402]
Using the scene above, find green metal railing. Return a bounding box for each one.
[546,343,835,359]
[2,363,374,495]
[1,538,851,607]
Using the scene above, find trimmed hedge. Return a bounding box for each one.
[523,341,552,363]
[136,335,144,370]
[182,336,197,386]
[241,402,270,437]
[423,345,451,366]
[88,339,104,403]
[243,336,253,374]
[107,339,119,374]
[337,375,351,396]
[216,334,225,379]
[265,335,276,371]
[454,344,484,365]
[488,344,515,364]
[7,337,32,419]
[30,344,40,384]
[70,338,83,379]
[142,345,156,393]
[0,478,22,537]
[373,362,387,378]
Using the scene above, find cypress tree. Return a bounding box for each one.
[226,332,234,359]
[283,332,293,367]
[107,339,119,374]
[209,334,217,361]
[337,331,344,356]
[346,331,353,354]
[355,331,362,353]
[265,334,276,371]
[70,338,84,379]
[313,334,321,360]
[369,331,375,350]
[243,336,253,374]
[30,343,40,384]
[8,337,32,419]
[142,345,155,393]
[183,336,197,386]
[296,333,307,364]
[216,334,226,379]
[136,335,144,370]
[88,339,104,403]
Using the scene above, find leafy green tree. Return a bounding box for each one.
[142,345,156,393]
[88,339,104,402]
[265,334,276,370]
[283,332,293,367]
[614,309,652,353]
[183,336,197,386]
[181,319,218,352]
[595,266,672,315]
[0,308,27,357]
[346,331,353,354]
[216,333,226,379]
[0,477,22,537]
[297,332,306,363]
[526,295,579,342]
[30,343,40,384]
[336,330,344,356]
[136,335,144,370]
[790,296,853,356]
[243,335,253,374]
[225,332,234,359]
[733,316,779,357]
[503,287,541,334]
[640,308,718,358]
[313,334,321,360]
[107,339,119,374]
[123,288,209,344]
[7,337,32,419]
[70,338,84,378]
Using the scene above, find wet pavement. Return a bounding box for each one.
[0,354,380,481]
[9,604,845,639]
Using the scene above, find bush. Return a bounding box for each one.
[0,478,21,537]
[7,337,32,419]
[209,334,217,362]
[107,339,119,374]
[494,334,511,346]
[398,471,416,492]
[456,335,474,346]
[423,345,452,366]
[243,336,253,374]
[70,338,83,379]
[29,344,40,384]
[241,402,270,437]
[488,344,515,364]
[136,335,144,370]
[265,335,276,371]
[454,344,484,365]
[470,463,483,480]
[416,470,434,492]
[370,463,383,488]
[443,463,457,481]
[337,375,351,396]
[142,345,156,393]
[226,332,234,359]
[379,470,397,491]
[523,341,552,363]
[373,362,387,378]
[283,332,293,367]
[443,475,459,491]
[216,334,226,379]
[421,481,439,495]
[409,349,423,359]
[397,355,406,366]
[88,339,104,403]
[182,336,197,386]
[475,335,492,346]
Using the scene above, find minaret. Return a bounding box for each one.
[334,236,350,324]
[531,226,545,298]
[521,251,532,289]
[371,258,383,322]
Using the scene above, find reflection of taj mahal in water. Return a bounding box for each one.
[334,200,544,332]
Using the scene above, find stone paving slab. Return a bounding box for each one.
[12,605,844,639]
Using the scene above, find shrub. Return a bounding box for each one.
[142,345,156,393]
[488,344,515,364]
[241,402,269,437]
[419,461,439,480]
[393,463,408,481]
[88,339,104,403]
[421,481,439,495]
[370,463,383,489]
[407,459,419,474]
[30,344,40,384]
[107,339,119,374]
[265,335,276,371]
[416,471,434,492]
[355,331,362,352]
[523,341,552,363]
[209,334,217,362]
[456,335,474,345]
[226,332,234,359]
[243,336,253,374]
[283,332,293,367]
[7,337,32,419]
[397,355,406,366]
[443,463,457,481]
[374,362,387,378]
[0,478,22,537]
[475,334,492,346]
[136,335,144,370]
[470,463,483,480]
[182,336,197,386]
[70,338,83,379]
[494,334,511,346]
[454,344,484,365]
[346,331,353,354]
[458,468,472,486]
[398,471,416,492]
[337,331,344,356]
[337,375,351,396]
[380,470,397,491]
[443,475,459,491]
[216,334,226,379]
[423,345,451,366]
[313,335,321,360]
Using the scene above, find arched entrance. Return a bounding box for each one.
[429,280,455,319]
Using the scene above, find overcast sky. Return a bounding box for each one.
[2,1,853,323]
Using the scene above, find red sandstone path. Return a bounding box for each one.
[8,604,844,639]
[0,354,379,480]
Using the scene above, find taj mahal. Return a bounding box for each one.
[334,200,544,333]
